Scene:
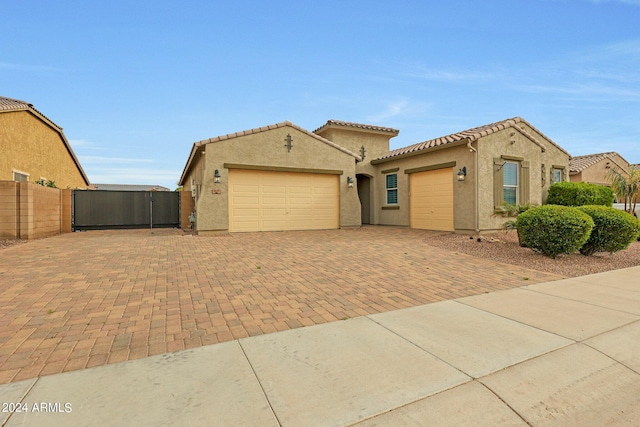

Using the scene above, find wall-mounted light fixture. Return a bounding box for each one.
[214,169,221,184]
[457,167,467,182]
[347,176,354,188]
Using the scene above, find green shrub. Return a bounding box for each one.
[577,206,640,255]
[516,205,594,258]
[546,182,614,207]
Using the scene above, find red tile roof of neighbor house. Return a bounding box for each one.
[313,120,400,135]
[569,152,630,174]
[373,117,571,163]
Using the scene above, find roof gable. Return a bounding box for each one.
[0,96,90,186]
[373,117,570,163]
[569,152,630,174]
[0,96,63,130]
[179,121,361,185]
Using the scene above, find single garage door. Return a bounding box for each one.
[410,167,454,231]
[229,169,339,232]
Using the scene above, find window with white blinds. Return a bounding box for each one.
[503,161,518,204]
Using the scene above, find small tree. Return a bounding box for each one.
[607,166,640,215]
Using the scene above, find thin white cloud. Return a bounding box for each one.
[511,82,640,98]
[506,39,640,102]
[403,68,496,82]
[87,167,181,186]
[589,0,640,5]
[366,98,430,123]
[79,156,155,164]
[69,139,105,150]
[0,62,61,72]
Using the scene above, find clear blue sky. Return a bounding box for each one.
[3,0,639,189]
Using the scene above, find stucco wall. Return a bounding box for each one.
[315,127,393,169]
[315,127,397,226]
[180,190,195,230]
[0,111,88,189]
[370,143,476,231]
[477,125,570,231]
[369,124,569,233]
[181,145,205,229]
[194,125,360,233]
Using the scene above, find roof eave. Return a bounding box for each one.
[1,107,90,186]
[371,138,471,165]
[178,121,362,185]
[178,143,204,185]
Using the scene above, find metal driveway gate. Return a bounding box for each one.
[73,190,180,230]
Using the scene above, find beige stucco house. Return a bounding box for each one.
[569,152,630,187]
[179,117,570,235]
[0,96,89,189]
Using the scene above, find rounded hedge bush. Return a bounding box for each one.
[516,205,594,258]
[577,205,640,256]
[546,182,614,207]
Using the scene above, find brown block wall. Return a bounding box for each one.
[32,183,63,239]
[180,190,195,230]
[0,181,18,239]
[61,189,72,233]
[0,180,72,239]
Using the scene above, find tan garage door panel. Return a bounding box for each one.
[410,168,454,231]
[229,169,339,232]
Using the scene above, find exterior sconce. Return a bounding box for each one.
[347,176,354,188]
[214,169,221,184]
[457,167,467,181]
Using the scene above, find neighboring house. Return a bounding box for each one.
[0,96,89,188]
[569,152,630,187]
[179,117,570,235]
[92,184,170,191]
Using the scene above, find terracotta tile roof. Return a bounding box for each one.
[0,96,62,130]
[569,152,629,174]
[0,96,90,186]
[179,121,361,185]
[313,120,400,135]
[373,117,570,163]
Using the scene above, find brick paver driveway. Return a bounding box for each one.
[0,227,564,384]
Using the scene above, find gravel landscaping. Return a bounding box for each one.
[424,231,640,278]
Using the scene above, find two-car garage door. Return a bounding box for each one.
[229,169,339,232]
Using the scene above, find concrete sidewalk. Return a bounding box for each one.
[2,266,639,426]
